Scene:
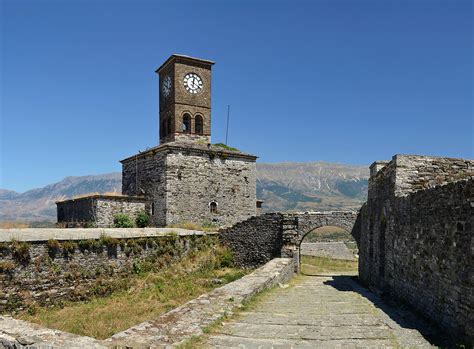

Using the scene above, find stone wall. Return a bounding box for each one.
[359,154,474,344]
[220,211,359,269]
[220,213,284,268]
[0,228,216,313]
[121,150,168,226]
[0,258,294,348]
[57,195,147,228]
[122,142,257,228]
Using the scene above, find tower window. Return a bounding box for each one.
[209,201,218,214]
[195,115,203,135]
[151,202,155,215]
[182,114,191,133]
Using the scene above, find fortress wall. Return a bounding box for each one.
[0,229,216,313]
[360,154,473,344]
[220,213,284,267]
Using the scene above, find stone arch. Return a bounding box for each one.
[182,113,191,133]
[195,114,204,135]
[281,212,359,272]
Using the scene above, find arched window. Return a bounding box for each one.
[182,114,191,133]
[195,115,203,135]
[209,201,217,214]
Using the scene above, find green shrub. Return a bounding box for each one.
[0,261,16,274]
[47,239,61,258]
[113,214,134,228]
[11,240,30,265]
[62,241,77,258]
[78,239,94,252]
[216,248,234,268]
[0,242,10,256]
[84,221,97,228]
[101,235,119,248]
[123,239,143,257]
[135,211,150,228]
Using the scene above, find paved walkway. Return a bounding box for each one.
[203,274,435,348]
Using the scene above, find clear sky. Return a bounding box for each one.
[1,0,472,192]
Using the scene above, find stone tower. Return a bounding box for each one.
[156,54,214,144]
[120,54,258,228]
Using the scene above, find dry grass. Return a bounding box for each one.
[301,255,358,275]
[303,226,354,242]
[0,221,29,229]
[71,191,123,200]
[19,247,246,339]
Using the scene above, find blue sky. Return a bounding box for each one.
[1,0,472,192]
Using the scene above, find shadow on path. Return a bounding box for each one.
[319,274,457,348]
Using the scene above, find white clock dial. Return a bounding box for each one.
[183,73,203,94]
[162,75,172,97]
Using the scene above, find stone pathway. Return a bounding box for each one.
[203,274,435,348]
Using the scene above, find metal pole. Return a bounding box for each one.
[225,105,230,145]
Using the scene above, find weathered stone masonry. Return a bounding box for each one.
[121,142,257,228]
[220,211,358,268]
[0,228,217,313]
[57,195,147,228]
[358,155,474,344]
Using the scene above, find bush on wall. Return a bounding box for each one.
[135,210,150,228]
[113,214,134,228]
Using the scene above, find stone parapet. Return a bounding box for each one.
[108,258,294,347]
[0,258,294,348]
[0,227,215,242]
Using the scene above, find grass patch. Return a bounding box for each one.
[18,245,247,339]
[301,255,358,275]
[213,143,239,152]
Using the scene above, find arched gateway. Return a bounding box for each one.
[280,212,359,272]
[220,211,360,270]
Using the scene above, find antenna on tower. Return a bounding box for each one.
[225,105,230,145]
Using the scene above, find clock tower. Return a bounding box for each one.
[156,54,214,144]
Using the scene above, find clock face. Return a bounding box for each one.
[183,73,203,94]
[162,75,172,97]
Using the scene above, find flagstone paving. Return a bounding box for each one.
[202,274,437,348]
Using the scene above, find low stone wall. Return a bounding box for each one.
[108,258,294,347]
[0,258,294,348]
[219,213,284,267]
[300,242,356,261]
[0,228,216,313]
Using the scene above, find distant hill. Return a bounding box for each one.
[257,162,368,212]
[0,162,369,222]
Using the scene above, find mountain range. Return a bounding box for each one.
[0,162,369,222]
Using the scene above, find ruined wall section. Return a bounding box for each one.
[0,230,216,313]
[57,196,147,228]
